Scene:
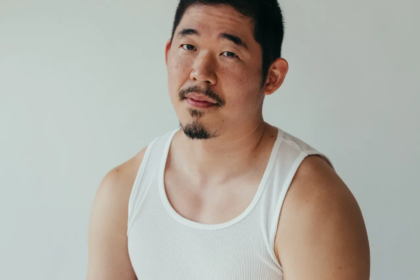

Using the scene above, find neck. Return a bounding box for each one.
[169,121,278,187]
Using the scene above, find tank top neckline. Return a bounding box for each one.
[158,127,284,230]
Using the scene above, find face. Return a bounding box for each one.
[165,4,269,139]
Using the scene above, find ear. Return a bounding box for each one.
[165,39,172,66]
[263,58,289,96]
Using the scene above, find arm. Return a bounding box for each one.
[86,148,146,280]
[276,156,370,280]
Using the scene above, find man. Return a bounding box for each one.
[86,0,370,279]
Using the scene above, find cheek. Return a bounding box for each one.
[221,60,261,84]
[220,64,262,104]
[167,57,191,97]
[168,55,191,79]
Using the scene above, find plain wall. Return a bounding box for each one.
[0,0,419,279]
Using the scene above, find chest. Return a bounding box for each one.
[163,169,262,225]
[160,175,284,263]
[127,173,284,279]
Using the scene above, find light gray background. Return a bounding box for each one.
[0,0,419,279]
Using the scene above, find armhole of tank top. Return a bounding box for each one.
[268,149,334,268]
[305,149,335,170]
[127,137,158,234]
[267,150,311,270]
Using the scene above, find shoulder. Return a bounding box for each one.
[96,146,148,210]
[88,145,148,237]
[86,146,148,279]
[88,145,149,245]
[275,155,370,279]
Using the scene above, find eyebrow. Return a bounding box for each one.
[177,28,249,50]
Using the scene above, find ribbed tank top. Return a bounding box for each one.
[127,127,334,279]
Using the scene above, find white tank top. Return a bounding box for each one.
[127,127,334,279]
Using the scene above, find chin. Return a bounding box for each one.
[179,120,218,140]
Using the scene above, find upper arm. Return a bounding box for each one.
[277,156,370,280]
[86,149,146,280]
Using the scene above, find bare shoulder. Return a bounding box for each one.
[86,146,147,280]
[104,146,148,193]
[275,155,370,280]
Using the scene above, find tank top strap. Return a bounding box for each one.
[127,129,178,232]
[260,127,334,258]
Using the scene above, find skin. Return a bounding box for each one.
[163,4,287,206]
[86,4,370,280]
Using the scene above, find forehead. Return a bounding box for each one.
[177,4,255,40]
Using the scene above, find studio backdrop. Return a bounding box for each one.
[0,0,419,279]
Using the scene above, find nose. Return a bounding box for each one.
[189,52,217,85]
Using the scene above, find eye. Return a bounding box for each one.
[222,51,239,59]
[181,44,196,51]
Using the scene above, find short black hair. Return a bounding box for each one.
[170,0,285,88]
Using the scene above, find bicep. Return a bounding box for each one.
[278,156,370,280]
[86,169,137,280]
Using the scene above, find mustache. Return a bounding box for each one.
[178,85,225,107]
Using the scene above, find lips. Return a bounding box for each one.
[184,93,218,109]
[186,93,218,104]
[186,97,217,108]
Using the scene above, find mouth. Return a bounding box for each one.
[184,93,219,109]
[185,97,218,108]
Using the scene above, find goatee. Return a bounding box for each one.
[180,121,216,140]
